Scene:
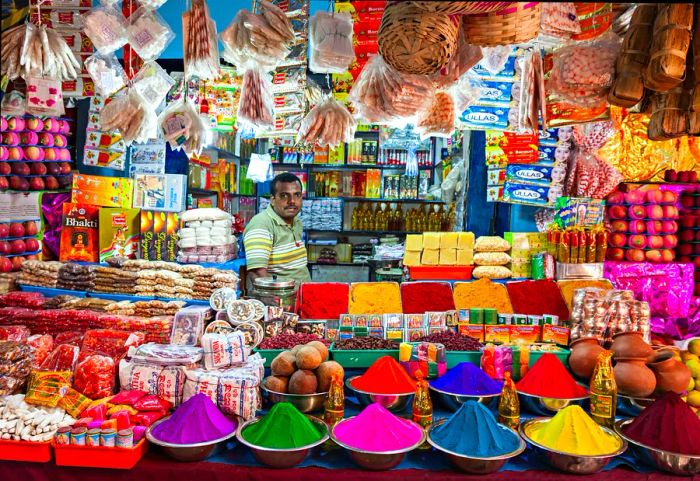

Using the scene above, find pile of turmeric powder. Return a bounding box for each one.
[349,282,402,314]
[453,279,513,313]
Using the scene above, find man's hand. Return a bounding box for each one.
[245,267,268,293]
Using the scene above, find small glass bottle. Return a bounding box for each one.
[590,351,617,428]
[323,374,344,449]
[497,372,520,430]
[412,370,433,448]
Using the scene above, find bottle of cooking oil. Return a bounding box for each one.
[412,370,433,449]
[497,372,520,430]
[351,205,360,230]
[590,351,617,428]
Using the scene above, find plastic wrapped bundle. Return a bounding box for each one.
[0,341,32,395]
[101,89,157,144]
[158,99,208,157]
[182,0,220,80]
[73,354,115,399]
[237,68,274,130]
[297,96,356,147]
[416,91,455,139]
[309,12,354,74]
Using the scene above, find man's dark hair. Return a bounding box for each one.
[271,173,303,196]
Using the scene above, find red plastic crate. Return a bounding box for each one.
[52,439,149,469]
[408,265,474,280]
[0,439,52,463]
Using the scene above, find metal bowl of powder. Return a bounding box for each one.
[426,419,526,474]
[615,419,700,476]
[520,418,627,474]
[345,376,414,413]
[261,380,328,414]
[146,416,238,462]
[429,385,499,411]
[236,415,329,469]
[517,390,589,416]
[616,395,655,417]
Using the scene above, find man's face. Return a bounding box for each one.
[271,181,302,222]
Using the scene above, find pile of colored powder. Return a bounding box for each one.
[400,281,455,314]
[430,362,502,396]
[526,405,621,455]
[241,402,325,449]
[151,393,236,444]
[516,353,588,398]
[452,279,513,313]
[299,282,349,320]
[350,356,416,394]
[621,392,700,455]
[506,280,569,320]
[334,403,423,452]
[348,282,402,314]
[431,401,520,457]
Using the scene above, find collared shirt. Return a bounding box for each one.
[243,205,310,284]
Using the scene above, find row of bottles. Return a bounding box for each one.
[350,203,456,232]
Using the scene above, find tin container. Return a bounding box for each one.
[469,308,484,325]
[483,308,498,325]
[101,429,117,447]
[55,427,71,445]
[117,429,134,448]
[86,429,101,447]
[70,427,87,446]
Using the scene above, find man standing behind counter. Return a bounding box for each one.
[243,173,311,291]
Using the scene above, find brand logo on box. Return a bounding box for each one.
[464,112,499,124]
[513,189,542,200]
[515,169,545,180]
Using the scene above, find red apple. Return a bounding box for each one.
[23,221,37,236]
[607,247,625,261]
[694,257,700,268]
[0,177,9,191]
[680,230,696,242]
[647,235,664,249]
[695,284,700,297]
[611,220,628,233]
[8,176,22,190]
[0,242,9,255]
[44,176,59,190]
[30,162,47,175]
[608,205,627,219]
[59,162,71,174]
[680,215,697,228]
[628,234,647,248]
[660,249,675,263]
[9,223,24,238]
[9,239,25,254]
[678,244,693,256]
[25,254,38,261]
[681,195,695,209]
[679,171,690,183]
[646,220,663,235]
[665,170,678,182]
[696,231,700,241]
[607,192,624,204]
[661,220,677,233]
[46,163,61,176]
[0,224,8,238]
[662,205,678,219]
[28,177,45,191]
[646,190,663,203]
[11,162,30,176]
[678,255,692,263]
[609,233,628,247]
[645,250,662,263]
[695,244,700,255]
[0,162,10,175]
[24,238,39,252]
[10,256,24,271]
[16,178,29,191]
[625,191,645,205]
[662,235,677,249]
[696,196,700,207]
[661,191,678,204]
[626,249,646,262]
[689,171,698,182]
[629,205,646,219]
[0,257,12,273]
[629,220,646,234]
[646,205,664,219]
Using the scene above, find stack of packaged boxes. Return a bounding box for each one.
[505,232,548,278]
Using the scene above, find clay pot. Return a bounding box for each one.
[647,350,692,395]
[613,357,656,398]
[611,332,653,359]
[569,338,606,380]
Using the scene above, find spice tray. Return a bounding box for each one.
[408,265,474,280]
[254,349,284,367]
[444,350,482,369]
[0,439,52,463]
[555,262,604,280]
[329,345,400,368]
[52,439,149,469]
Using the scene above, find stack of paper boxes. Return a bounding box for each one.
[403,232,475,266]
[504,232,548,278]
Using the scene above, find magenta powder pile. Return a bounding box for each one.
[333,403,422,452]
[151,393,236,444]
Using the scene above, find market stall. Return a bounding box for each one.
[0,0,700,479]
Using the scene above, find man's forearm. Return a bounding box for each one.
[246,267,268,293]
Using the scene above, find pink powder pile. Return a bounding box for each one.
[333,403,422,452]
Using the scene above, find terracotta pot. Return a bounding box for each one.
[569,338,606,380]
[647,350,692,395]
[611,332,653,359]
[613,357,656,398]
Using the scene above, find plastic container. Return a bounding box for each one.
[53,438,148,469]
[330,344,400,368]
[408,265,474,280]
[444,350,482,369]
[0,440,52,463]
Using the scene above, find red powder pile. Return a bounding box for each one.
[506,280,570,320]
[350,356,416,394]
[516,353,588,398]
[622,392,700,455]
[400,281,456,314]
[299,282,349,320]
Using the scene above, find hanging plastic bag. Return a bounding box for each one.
[309,11,354,74]
[158,99,208,157]
[237,67,274,130]
[452,72,485,114]
[540,3,581,38]
[416,91,455,139]
[85,53,128,97]
[131,61,176,109]
[126,7,175,62]
[478,46,513,76]
[25,76,65,117]
[182,0,220,80]
[573,121,616,151]
[82,6,128,56]
[101,89,155,144]
[297,96,356,147]
[246,153,273,183]
[433,34,483,88]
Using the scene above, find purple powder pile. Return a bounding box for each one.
[151,393,236,444]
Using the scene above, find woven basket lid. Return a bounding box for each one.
[403,1,514,15]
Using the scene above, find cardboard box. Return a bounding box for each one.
[98,207,140,262]
[139,211,179,261]
[59,203,99,262]
[72,174,133,208]
[459,323,484,342]
[509,325,542,344]
[485,325,511,344]
[132,174,187,213]
[542,324,570,346]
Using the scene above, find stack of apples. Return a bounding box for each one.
[677,187,700,296]
[0,220,41,272]
[606,188,679,263]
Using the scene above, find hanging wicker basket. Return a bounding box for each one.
[378,2,460,76]
[405,1,514,15]
[462,2,541,47]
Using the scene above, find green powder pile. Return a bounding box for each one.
[241,402,325,449]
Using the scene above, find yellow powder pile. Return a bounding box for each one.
[349,282,402,314]
[557,280,613,312]
[453,279,513,313]
[525,405,621,456]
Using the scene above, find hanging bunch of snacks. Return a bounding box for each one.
[237,68,275,130]
[126,7,175,62]
[644,4,693,92]
[378,2,459,75]
[82,6,129,56]
[462,2,541,47]
[297,97,356,148]
[309,11,354,74]
[416,91,455,139]
[158,100,208,157]
[182,0,220,80]
[567,121,623,199]
[100,90,156,144]
[539,2,580,39]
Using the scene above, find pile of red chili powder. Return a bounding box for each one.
[506,280,569,320]
[400,281,455,314]
[299,283,349,320]
[516,353,588,398]
[350,356,416,394]
[621,392,700,455]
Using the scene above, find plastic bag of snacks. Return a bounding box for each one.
[309,11,354,74]
[416,91,455,139]
[131,61,176,109]
[27,334,54,368]
[40,343,79,372]
[0,325,30,342]
[568,152,623,199]
[472,266,513,280]
[101,89,157,144]
[118,358,189,406]
[73,355,115,399]
[479,46,513,76]
[84,53,128,97]
[572,121,616,151]
[182,0,220,80]
[474,252,512,266]
[474,236,511,252]
[0,341,32,395]
[158,99,208,157]
[237,67,274,130]
[200,331,248,370]
[82,6,128,55]
[540,3,581,38]
[127,7,174,62]
[297,96,357,147]
[57,387,92,418]
[24,370,71,407]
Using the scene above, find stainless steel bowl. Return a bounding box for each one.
[615,419,700,476]
[429,385,499,412]
[426,419,525,474]
[520,418,627,474]
[236,415,329,468]
[517,390,589,416]
[616,395,655,417]
[331,416,425,470]
[261,379,328,413]
[345,376,414,413]
[146,416,237,462]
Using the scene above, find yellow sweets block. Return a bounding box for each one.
[457,249,474,265]
[403,250,422,267]
[440,248,457,265]
[421,249,440,265]
[405,234,423,252]
[440,232,459,249]
[423,232,441,250]
[458,232,475,249]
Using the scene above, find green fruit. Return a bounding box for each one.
[688,360,700,379]
[688,339,700,356]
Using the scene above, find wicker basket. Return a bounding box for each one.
[378,2,460,76]
[406,1,514,15]
[648,87,690,141]
[462,2,541,47]
[644,3,693,92]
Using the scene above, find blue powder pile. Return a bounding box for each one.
[430,362,502,395]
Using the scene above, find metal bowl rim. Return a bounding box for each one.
[614,418,700,460]
[428,384,501,398]
[236,415,329,452]
[617,394,655,403]
[146,416,238,448]
[516,390,590,402]
[330,415,426,455]
[426,420,526,461]
[345,375,415,396]
[261,379,329,398]
[520,418,627,458]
